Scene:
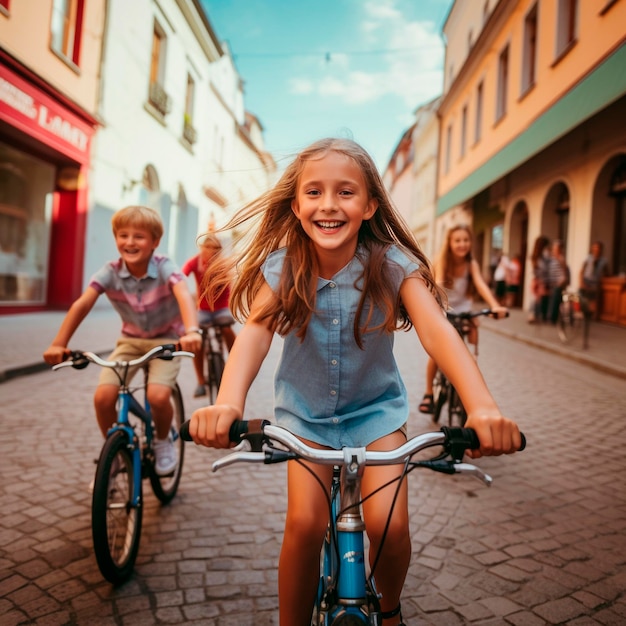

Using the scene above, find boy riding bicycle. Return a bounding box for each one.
[43,205,201,477]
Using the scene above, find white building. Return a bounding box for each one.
[86,0,275,282]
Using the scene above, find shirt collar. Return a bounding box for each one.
[118,254,158,280]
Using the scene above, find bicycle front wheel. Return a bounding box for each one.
[432,371,448,424]
[92,430,142,584]
[149,383,185,504]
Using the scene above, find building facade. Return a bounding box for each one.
[1,0,275,314]
[0,0,105,311]
[384,96,440,261]
[437,0,626,324]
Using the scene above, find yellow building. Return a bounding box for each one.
[437,0,626,324]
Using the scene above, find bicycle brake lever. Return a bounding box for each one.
[453,462,493,486]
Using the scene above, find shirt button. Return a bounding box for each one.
[330,390,337,396]
[332,319,339,325]
[332,417,339,424]
[329,282,336,288]
[331,359,337,366]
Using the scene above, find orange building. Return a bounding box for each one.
[0,0,104,312]
[437,0,626,324]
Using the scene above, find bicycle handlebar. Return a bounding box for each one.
[446,308,509,321]
[51,344,194,371]
[180,419,525,477]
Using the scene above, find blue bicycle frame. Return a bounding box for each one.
[316,449,381,625]
[109,380,154,508]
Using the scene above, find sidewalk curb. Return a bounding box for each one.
[482,324,626,380]
[0,349,114,385]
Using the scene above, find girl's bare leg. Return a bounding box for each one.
[279,453,333,626]
[362,430,410,625]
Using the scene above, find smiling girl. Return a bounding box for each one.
[418,224,507,416]
[187,139,521,625]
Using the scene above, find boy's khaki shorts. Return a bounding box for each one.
[98,337,182,388]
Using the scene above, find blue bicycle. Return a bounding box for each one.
[181,419,525,624]
[53,344,193,584]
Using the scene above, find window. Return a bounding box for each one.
[460,105,468,158]
[496,45,509,122]
[556,0,577,58]
[522,4,538,94]
[444,124,452,174]
[50,0,84,66]
[475,81,483,143]
[148,20,171,116]
[182,74,197,145]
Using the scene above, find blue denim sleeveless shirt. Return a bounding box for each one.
[262,245,420,448]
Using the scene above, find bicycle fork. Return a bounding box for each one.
[319,448,381,625]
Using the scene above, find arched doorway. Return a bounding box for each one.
[509,200,528,308]
[590,154,626,325]
[542,182,570,247]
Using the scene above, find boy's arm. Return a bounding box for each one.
[172,279,202,353]
[43,287,100,364]
[401,276,521,457]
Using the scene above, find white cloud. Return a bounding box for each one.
[287,0,444,109]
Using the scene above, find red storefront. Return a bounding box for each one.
[0,53,97,313]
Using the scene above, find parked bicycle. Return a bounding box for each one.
[557,289,590,349]
[52,344,193,584]
[181,419,525,625]
[432,308,507,427]
[200,323,229,403]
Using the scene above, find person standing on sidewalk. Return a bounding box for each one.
[528,235,550,323]
[43,205,201,476]
[579,241,609,320]
[547,239,570,324]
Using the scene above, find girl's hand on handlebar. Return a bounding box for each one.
[187,405,242,449]
[463,414,522,459]
[490,306,508,319]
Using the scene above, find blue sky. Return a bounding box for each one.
[199,0,453,171]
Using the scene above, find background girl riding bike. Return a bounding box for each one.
[186,138,522,626]
[182,233,237,397]
[419,224,507,416]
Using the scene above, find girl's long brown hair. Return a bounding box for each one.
[206,138,444,347]
[437,224,477,299]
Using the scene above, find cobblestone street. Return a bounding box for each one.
[1,325,626,625]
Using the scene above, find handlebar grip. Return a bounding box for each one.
[442,426,526,456]
[180,420,193,441]
[179,419,245,443]
[229,420,249,443]
[68,351,89,370]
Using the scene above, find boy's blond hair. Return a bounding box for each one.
[112,206,163,241]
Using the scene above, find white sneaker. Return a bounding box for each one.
[153,437,178,476]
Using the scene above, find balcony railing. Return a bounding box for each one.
[148,82,172,116]
[183,120,198,145]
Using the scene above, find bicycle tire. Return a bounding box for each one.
[207,352,225,404]
[149,384,185,504]
[92,430,142,584]
[448,387,467,427]
[432,371,448,424]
